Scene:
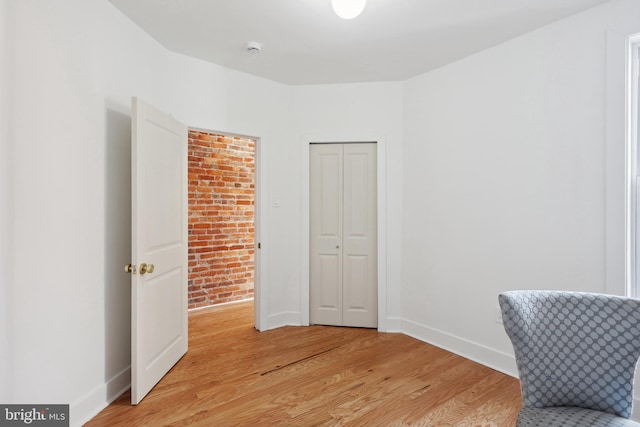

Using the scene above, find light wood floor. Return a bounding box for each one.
[86,301,521,426]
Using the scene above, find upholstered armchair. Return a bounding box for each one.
[499,290,640,427]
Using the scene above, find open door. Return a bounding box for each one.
[128,97,188,404]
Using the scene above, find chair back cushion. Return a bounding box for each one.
[499,291,640,418]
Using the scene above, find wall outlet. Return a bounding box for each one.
[495,306,503,324]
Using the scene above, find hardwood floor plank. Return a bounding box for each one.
[85,301,521,426]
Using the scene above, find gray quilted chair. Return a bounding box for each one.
[499,290,640,427]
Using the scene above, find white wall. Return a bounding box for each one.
[0,0,12,404]
[401,0,640,377]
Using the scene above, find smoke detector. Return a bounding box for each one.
[246,41,262,54]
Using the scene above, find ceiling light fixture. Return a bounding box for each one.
[331,0,366,20]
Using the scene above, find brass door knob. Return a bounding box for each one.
[125,264,136,274]
[139,263,155,275]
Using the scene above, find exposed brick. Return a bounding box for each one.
[188,130,255,309]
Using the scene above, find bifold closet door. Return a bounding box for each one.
[310,143,377,328]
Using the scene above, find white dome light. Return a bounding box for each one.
[331,0,366,19]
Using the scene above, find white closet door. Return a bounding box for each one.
[310,143,377,328]
[310,144,344,326]
[342,143,377,327]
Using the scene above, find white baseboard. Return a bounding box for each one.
[383,317,402,332]
[267,311,301,329]
[266,314,403,332]
[401,319,518,378]
[71,367,130,427]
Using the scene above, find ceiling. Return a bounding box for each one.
[108,0,612,85]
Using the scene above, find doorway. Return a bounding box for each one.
[300,134,388,331]
[187,130,255,309]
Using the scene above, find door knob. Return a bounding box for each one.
[125,264,136,274]
[139,263,155,275]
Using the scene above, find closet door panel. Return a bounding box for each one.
[310,144,343,326]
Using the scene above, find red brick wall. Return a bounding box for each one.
[188,130,255,309]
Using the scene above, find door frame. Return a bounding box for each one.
[188,127,268,332]
[605,30,640,298]
[301,132,388,332]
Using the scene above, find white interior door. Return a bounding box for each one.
[310,143,377,328]
[130,97,188,404]
[342,144,377,327]
[310,144,344,326]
